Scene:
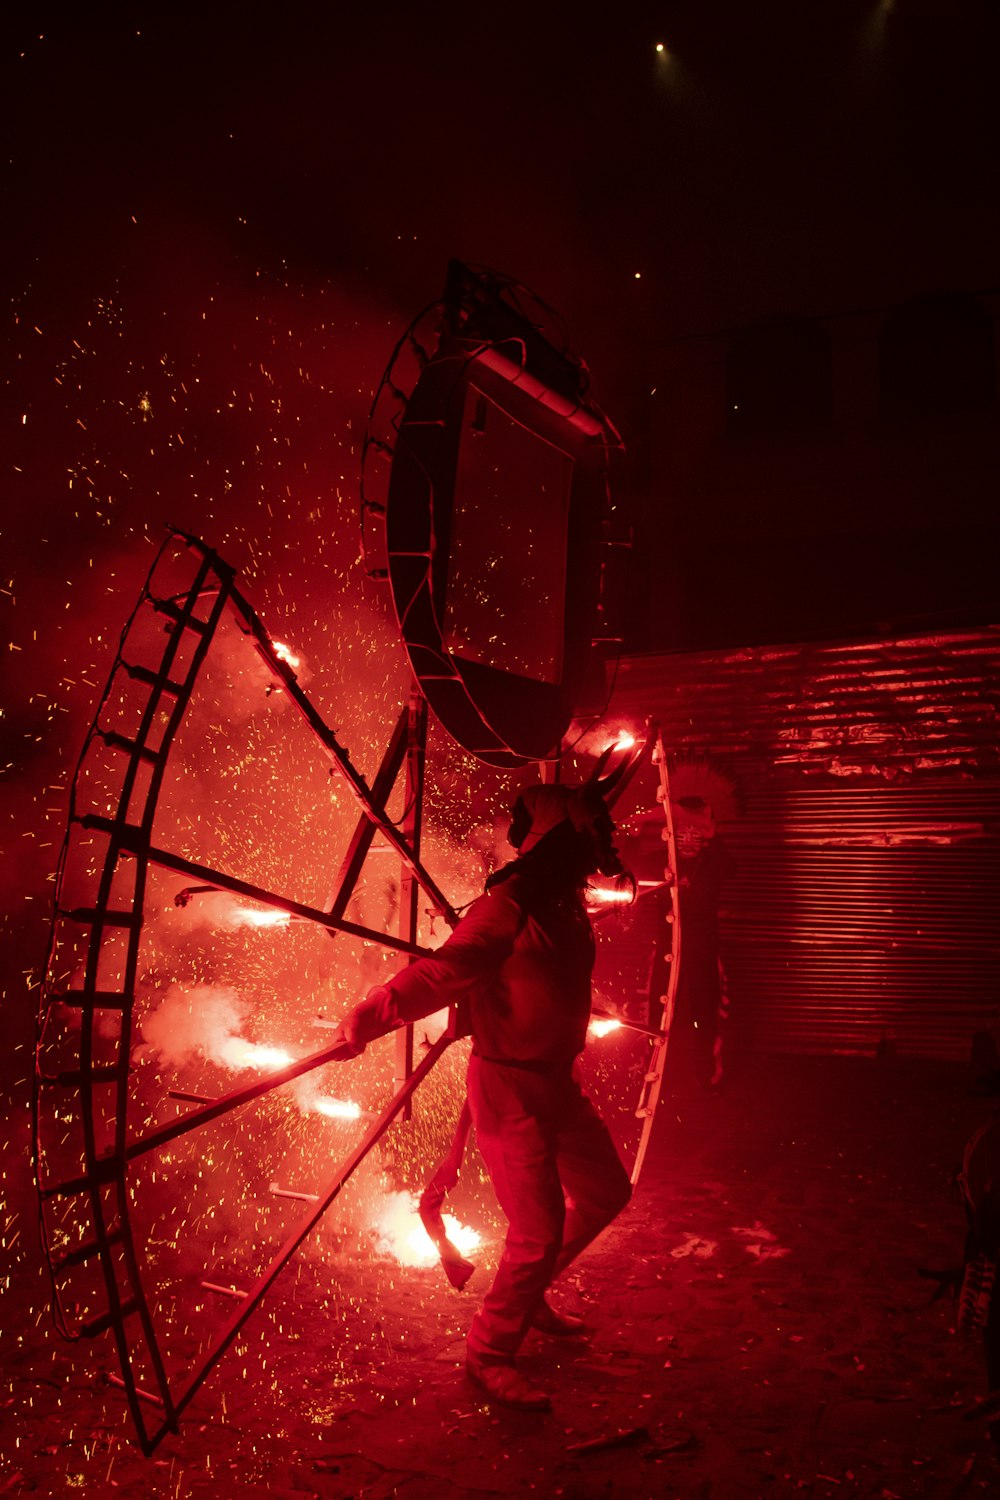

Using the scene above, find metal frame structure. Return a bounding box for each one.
[629,732,682,1185]
[33,528,679,1454]
[361,259,629,768]
[32,527,459,1454]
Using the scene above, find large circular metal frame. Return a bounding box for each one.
[362,261,626,768]
[32,270,661,1460]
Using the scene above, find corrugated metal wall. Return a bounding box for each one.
[610,630,1000,1059]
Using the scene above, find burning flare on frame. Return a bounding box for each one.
[230,905,293,930]
[272,640,302,671]
[588,1016,623,1039]
[216,1037,294,1070]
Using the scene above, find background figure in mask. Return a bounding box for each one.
[669,795,737,1090]
[331,783,633,1411]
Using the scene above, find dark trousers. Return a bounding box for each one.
[465,1055,631,1366]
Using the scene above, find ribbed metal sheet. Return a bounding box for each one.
[610,630,1000,1060]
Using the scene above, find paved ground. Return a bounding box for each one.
[3,1051,998,1498]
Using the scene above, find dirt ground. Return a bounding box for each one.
[3,1051,999,1499]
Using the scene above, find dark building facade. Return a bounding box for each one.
[636,290,1000,654]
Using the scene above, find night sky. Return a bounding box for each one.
[4,1,1000,1037]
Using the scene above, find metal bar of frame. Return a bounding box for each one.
[43,1037,364,1193]
[326,706,409,921]
[630,729,681,1187]
[395,688,428,1119]
[77,817,431,959]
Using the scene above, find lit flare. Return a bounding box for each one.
[230,905,292,929]
[216,1038,294,1070]
[374,1191,480,1268]
[311,1095,362,1120]
[273,640,302,670]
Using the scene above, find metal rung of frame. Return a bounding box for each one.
[109,1375,165,1408]
[81,1298,139,1337]
[122,662,185,695]
[53,1228,125,1273]
[52,1066,124,1086]
[60,907,141,928]
[150,597,212,632]
[49,991,131,1011]
[40,1158,119,1198]
[98,730,163,765]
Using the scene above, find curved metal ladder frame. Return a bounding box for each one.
[629,731,682,1186]
[32,529,459,1453]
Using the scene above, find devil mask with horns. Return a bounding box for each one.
[487,747,639,896]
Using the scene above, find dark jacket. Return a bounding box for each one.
[351,863,595,1065]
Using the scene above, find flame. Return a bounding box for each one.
[588,1016,623,1039]
[216,1037,294,1070]
[311,1095,362,1120]
[587,883,635,906]
[230,905,292,929]
[614,730,636,750]
[373,1191,481,1267]
[272,639,302,670]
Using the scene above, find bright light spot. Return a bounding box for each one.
[230,906,292,929]
[273,639,301,670]
[589,1016,623,1039]
[615,731,636,751]
[217,1038,294,1070]
[656,42,665,53]
[374,1191,481,1267]
[312,1095,362,1120]
[588,884,634,906]
[634,272,642,280]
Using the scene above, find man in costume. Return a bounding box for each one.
[331,782,633,1411]
[670,795,736,1090]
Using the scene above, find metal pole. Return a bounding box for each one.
[631,730,682,1187]
[396,687,428,1118]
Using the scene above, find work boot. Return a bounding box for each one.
[466,1358,552,1411]
[530,1297,587,1337]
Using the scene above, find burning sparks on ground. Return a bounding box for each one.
[373,1190,481,1268]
